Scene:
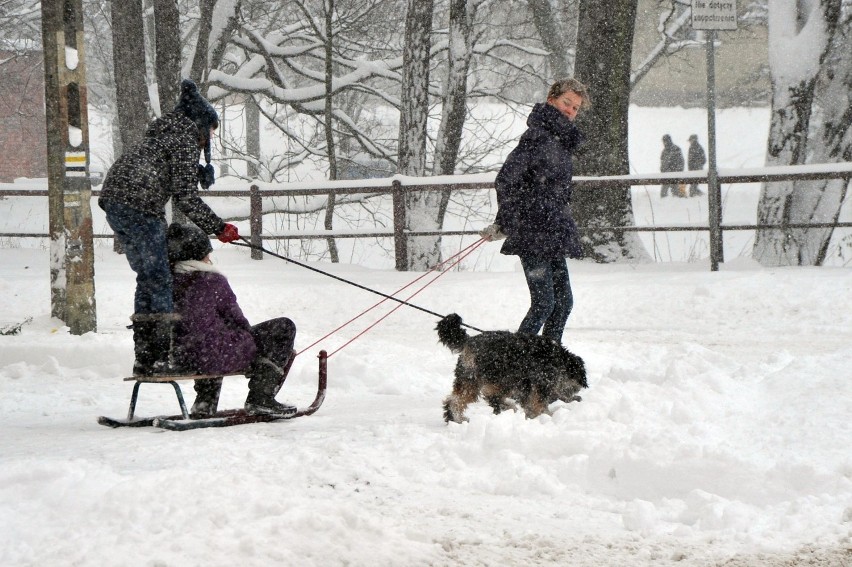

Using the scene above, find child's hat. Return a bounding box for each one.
[167,222,213,263]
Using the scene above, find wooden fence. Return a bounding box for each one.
[2,165,851,270]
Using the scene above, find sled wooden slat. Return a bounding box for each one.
[124,373,241,383]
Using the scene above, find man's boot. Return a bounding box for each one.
[244,356,296,416]
[131,313,182,376]
[191,378,223,418]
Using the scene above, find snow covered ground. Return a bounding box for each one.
[2,246,851,566]
[1,105,851,565]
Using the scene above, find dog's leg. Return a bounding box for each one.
[522,388,552,419]
[556,385,583,404]
[444,364,479,424]
[481,383,517,415]
[492,397,519,414]
[443,395,468,423]
[482,384,506,415]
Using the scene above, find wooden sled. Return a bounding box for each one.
[98,350,327,431]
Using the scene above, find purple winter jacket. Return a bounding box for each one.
[172,269,257,374]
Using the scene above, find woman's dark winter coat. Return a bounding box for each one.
[494,102,584,259]
[172,270,256,374]
[98,112,225,235]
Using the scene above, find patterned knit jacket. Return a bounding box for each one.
[99,112,225,235]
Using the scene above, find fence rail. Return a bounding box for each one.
[2,165,851,268]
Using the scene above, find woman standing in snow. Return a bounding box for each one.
[166,222,298,417]
[480,78,590,344]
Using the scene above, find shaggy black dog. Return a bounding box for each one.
[436,313,587,423]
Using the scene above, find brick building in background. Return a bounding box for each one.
[0,49,47,182]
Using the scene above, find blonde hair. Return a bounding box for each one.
[547,78,591,109]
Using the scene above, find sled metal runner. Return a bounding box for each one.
[98,350,327,431]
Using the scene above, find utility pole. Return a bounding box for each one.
[41,0,97,334]
[691,0,737,271]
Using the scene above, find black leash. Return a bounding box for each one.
[231,238,485,332]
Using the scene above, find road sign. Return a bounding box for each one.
[692,0,738,31]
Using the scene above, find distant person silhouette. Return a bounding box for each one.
[660,134,685,198]
[687,134,707,197]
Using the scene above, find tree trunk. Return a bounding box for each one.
[323,0,339,263]
[111,0,149,153]
[753,0,842,266]
[433,0,476,226]
[433,0,473,177]
[573,0,648,262]
[399,0,437,270]
[246,95,261,179]
[789,4,851,265]
[189,0,216,83]
[527,0,577,79]
[153,0,181,114]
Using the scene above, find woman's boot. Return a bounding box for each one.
[191,378,223,418]
[244,357,296,416]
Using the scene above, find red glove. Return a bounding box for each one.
[217,223,240,243]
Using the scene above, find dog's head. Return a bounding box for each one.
[549,349,587,403]
[562,350,587,387]
[436,313,469,353]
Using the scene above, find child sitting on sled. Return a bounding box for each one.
[166,222,297,417]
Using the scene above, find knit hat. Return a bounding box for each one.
[167,223,213,263]
[173,79,219,164]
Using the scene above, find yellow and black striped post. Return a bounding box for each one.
[41,0,97,334]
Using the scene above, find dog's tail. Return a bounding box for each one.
[436,313,469,353]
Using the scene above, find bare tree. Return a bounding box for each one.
[0,1,46,180]
[793,1,852,265]
[573,0,649,262]
[320,0,340,261]
[111,0,149,152]
[433,0,478,177]
[526,0,578,78]
[188,0,216,83]
[432,0,482,234]
[398,0,438,269]
[630,0,694,88]
[753,0,843,266]
[154,0,181,110]
[108,1,576,266]
[186,0,241,90]
[0,1,41,52]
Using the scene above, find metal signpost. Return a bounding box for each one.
[692,0,737,271]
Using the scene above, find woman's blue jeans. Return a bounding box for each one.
[517,255,573,343]
[102,200,173,314]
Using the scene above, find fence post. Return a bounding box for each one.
[392,179,407,271]
[249,184,262,260]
